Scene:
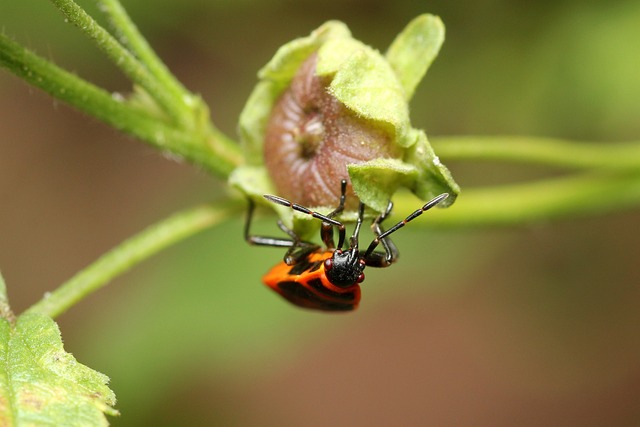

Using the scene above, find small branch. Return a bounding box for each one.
[98,0,193,110]
[48,0,189,125]
[26,202,241,319]
[431,136,640,171]
[48,0,244,175]
[0,272,15,324]
[394,172,640,227]
[0,34,242,177]
[0,272,7,306]
[205,125,245,177]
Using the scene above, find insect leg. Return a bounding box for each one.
[348,202,365,250]
[363,201,399,267]
[244,198,297,248]
[321,179,348,249]
[277,220,319,265]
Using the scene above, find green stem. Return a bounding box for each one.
[206,125,245,176]
[92,0,244,169]
[0,272,6,306]
[431,136,640,171]
[48,0,189,125]
[26,202,241,319]
[98,0,193,111]
[0,34,241,177]
[394,171,640,227]
[0,272,15,324]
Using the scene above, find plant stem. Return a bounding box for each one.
[48,0,189,126]
[0,34,242,177]
[98,0,192,110]
[0,272,15,324]
[393,171,640,227]
[0,272,6,306]
[26,202,241,319]
[431,136,640,171]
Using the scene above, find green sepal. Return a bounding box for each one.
[404,129,460,207]
[230,165,346,239]
[326,47,411,145]
[385,14,445,101]
[348,159,419,212]
[229,165,300,230]
[258,21,351,82]
[237,82,279,165]
[0,312,118,426]
[314,37,368,77]
[228,165,275,200]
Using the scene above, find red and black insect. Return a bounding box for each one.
[245,180,448,311]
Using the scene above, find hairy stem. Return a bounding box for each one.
[26,202,241,319]
[0,272,14,323]
[98,0,193,112]
[0,34,241,177]
[49,0,189,125]
[394,171,640,227]
[431,136,640,171]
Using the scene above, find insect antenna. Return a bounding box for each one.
[263,194,346,248]
[363,193,449,258]
[348,202,365,250]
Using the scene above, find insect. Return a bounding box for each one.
[245,180,448,311]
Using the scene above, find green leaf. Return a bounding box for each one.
[0,313,118,426]
[385,14,445,100]
[348,159,419,212]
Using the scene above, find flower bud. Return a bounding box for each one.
[231,15,459,229]
[264,52,401,210]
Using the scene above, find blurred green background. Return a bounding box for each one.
[1,0,639,425]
